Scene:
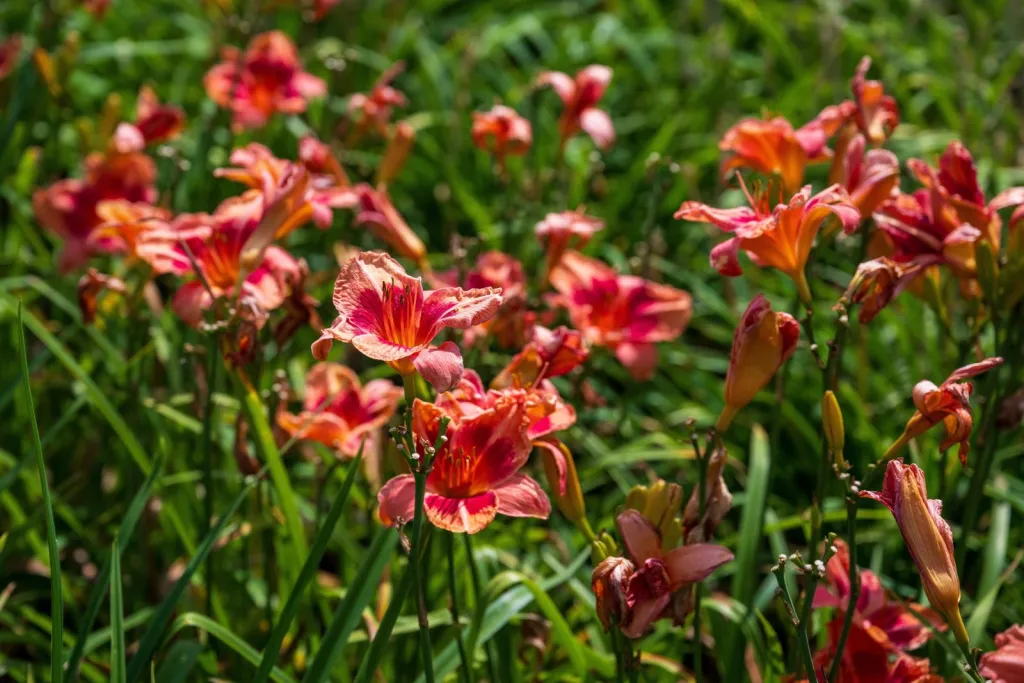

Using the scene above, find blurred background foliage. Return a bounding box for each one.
[1,0,1023,681]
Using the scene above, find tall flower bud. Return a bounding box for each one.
[717,294,800,432]
[822,390,845,468]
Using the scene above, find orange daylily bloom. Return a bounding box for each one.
[348,62,407,138]
[204,31,326,131]
[471,105,533,170]
[833,133,900,219]
[87,200,192,275]
[850,56,900,145]
[675,181,860,303]
[377,396,549,534]
[860,460,968,649]
[716,294,799,432]
[884,358,1003,466]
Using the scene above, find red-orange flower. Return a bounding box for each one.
[0,35,22,82]
[277,363,402,462]
[348,62,407,138]
[536,210,604,279]
[860,460,968,648]
[298,135,351,187]
[717,294,799,432]
[215,142,354,229]
[537,65,614,149]
[113,86,185,153]
[592,510,732,638]
[87,200,192,275]
[377,396,549,534]
[433,251,532,348]
[850,56,900,145]
[312,252,502,391]
[884,358,1003,466]
[719,104,852,194]
[549,251,691,381]
[204,31,326,131]
[170,188,312,328]
[492,325,588,389]
[842,257,922,325]
[33,148,157,271]
[471,105,532,167]
[676,182,859,303]
[833,134,900,218]
[980,625,1024,683]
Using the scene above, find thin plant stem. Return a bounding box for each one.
[692,433,710,682]
[773,561,816,681]
[201,336,219,617]
[826,494,860,682]
[447,533,472,683]
[464,533,499,683]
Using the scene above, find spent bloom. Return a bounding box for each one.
[549,251,691,381]
[592,510,732,638]
[471,105,532,169]
[348,62,407,138]
[112,86,185,153]
[377,396,549,534]
[204,31,326,130]
[535,210,604,280]
[536,65,614,149]
[675,180,860,303]
[884,357,1003,466]
[716,294,800,432]
[277,363,402,464]
[841,257,923,325]
[312,252,502,392]
[859,459,968,648]
[980,625,1024,683]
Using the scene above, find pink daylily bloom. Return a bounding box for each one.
[675,181,860,303]
[535,210,604,278]
[348,62,407,138]
[850,56,900,145]
[113,86,185,153]
[204,31,326,131]
[537,65,614,149]
[377,396,549,534]
[835,133,900,219]
[471,105,533,169]
[981,625,1024,683]
[277,363,402,465]
[312,252,502,391]
[592,510,732,638]
[549,251,691,381]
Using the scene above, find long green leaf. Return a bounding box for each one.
[241,383,308,591]
[308,528,400,683]
[966,475,1011,643]
[154,641,202,683]
[18,301,63,682]
[723,424,771,681]
[65,449,165,683]
[255,453,363,683]
[125,468,264,683]
[166,613,297,683]
[109,543,126,683]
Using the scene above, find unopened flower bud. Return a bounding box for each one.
[822,390,845,468]
[376,120,415,187]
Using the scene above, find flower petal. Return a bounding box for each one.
[412,341,465,393]
[614,342,659,381]
[377,474,416,526]
[424,491,498,534]
[662,543,734,588]
[493,473,551,519]
[579,108,615,149]
[616,509,662,564]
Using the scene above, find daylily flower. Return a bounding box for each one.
[0,35,22,82]
[535,210,604,280]
[277,363,402,471]
[298,136,351,187]
[884,357,1003,466]
[492,325,588,389]
[859,459,968,648]
[716,294,800,432]
[591,510,732,638]
[719,105,852,194]
[549,251,691,381]
[204,31,326,131]
[842,257,923,324]
[536,65,614,149]
[832,134,900,219]
[348,184,429,268]
[170,188,312,328]
[433,251,532,348]
[78,268,125,324]
[676,181,860,303]
[112,86,185,153]
[377,396,549,533]
[850,56,900,145]
[86,200,192,275]
[214,142,353,229]
[980,625,1024,683]
[33,147,157,271]
[312,252,502,391]
[348,62,407,138]
[471,105,532,171]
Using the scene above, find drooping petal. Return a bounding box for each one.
[420,287,503,339]
[172,281,213,327]
[412,341,465,393]
[709,237,744,276]
[579,108,615,149]
[493,473,551,519]
[614,342,659,381]
[536,71,575,106]
[377,474,417,526]
[424,491,498,534]
[945,357,1003,384]
[621,592,671,640]
[661,543,734,589]
[616,509,663,564]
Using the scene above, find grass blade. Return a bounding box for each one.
[166,613,298,683]
[254,451,363,683]
[124,467,265,683]
[723,423,771,682]
[65,449,164,682]
[109,543,126,683]
[306,527,400,683]
[18,300,63,682]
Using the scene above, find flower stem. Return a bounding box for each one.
[446,533,471,683]
[201,335,220,618]
[464,533,499,683]
[410,470,434,683]
[826,494,859,682]
[692,434,710,682]
[773,560,817,680]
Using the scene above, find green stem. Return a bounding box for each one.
[410,470,435,683]
[773,562,816,681]
[464,533,499,683]
[202,338,219,618]
[692,436,710,682]
[826,496,859,682]
[447,533,472,683]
